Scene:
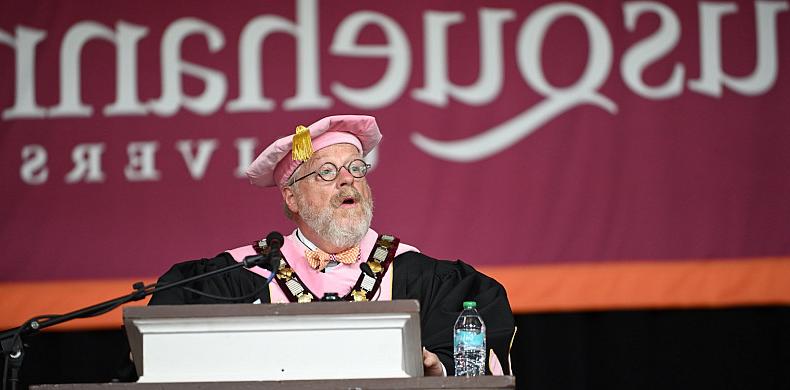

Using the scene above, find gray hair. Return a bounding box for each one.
[282,163,305,220]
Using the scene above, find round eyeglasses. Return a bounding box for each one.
[289,159,371,185]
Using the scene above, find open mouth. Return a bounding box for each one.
[333,189,361,208]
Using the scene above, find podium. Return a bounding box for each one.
[30,300,516,389]
[124,301,425,382]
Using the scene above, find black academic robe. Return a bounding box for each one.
[148,251,515,376]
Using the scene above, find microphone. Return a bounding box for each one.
[265,231,284,250]
[242,231,284,272]
[265,231,284,272]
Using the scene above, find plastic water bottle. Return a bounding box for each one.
[453,301,486,376]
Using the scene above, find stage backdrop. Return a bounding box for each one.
[2,0,789,330]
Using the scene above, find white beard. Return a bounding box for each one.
[296,188,373,249]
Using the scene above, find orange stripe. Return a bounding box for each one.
[1,257,789,331]
[478,257,790,312]
[0,278,154,331]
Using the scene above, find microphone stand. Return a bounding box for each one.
[0,251,278,390]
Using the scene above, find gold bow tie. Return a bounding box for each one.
[305,246,360,271]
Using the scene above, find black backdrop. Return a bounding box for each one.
[12,306,790,390]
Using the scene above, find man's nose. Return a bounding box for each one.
[335,166,355,186]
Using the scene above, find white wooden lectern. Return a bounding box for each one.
[123,300,424,383]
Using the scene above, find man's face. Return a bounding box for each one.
[284,143,373,250]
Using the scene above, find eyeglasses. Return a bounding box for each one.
[289,159,371,186]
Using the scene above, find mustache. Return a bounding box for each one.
[331,187,363,207]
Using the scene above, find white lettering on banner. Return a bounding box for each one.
[621,2,684,99]
[227,0,330,112]
[18,138,264,184]
[413,3,616,161]
[20,145,48,184]
[234,138,258,178]
[1,1,789,168]
[48,21,149,117]
[125,141,161,181]
[330,11,411,109]
[688,1,788,96]
[412,8,515,106]
[148,18,227,116]
[176,139,220,180]
[412,0,787,161]
[65,143,106,183]
[0,27,47,119]
[104,22,150,116]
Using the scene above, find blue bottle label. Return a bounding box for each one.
[454,330,484,347]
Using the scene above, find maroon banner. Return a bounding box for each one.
[2,0,789,292]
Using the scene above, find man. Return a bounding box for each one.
[149,115,515,376]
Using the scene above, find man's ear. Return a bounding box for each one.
[282,186,299,214]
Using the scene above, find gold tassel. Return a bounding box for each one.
[292,125,313,161]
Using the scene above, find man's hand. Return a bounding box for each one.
[422,347,445,376]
